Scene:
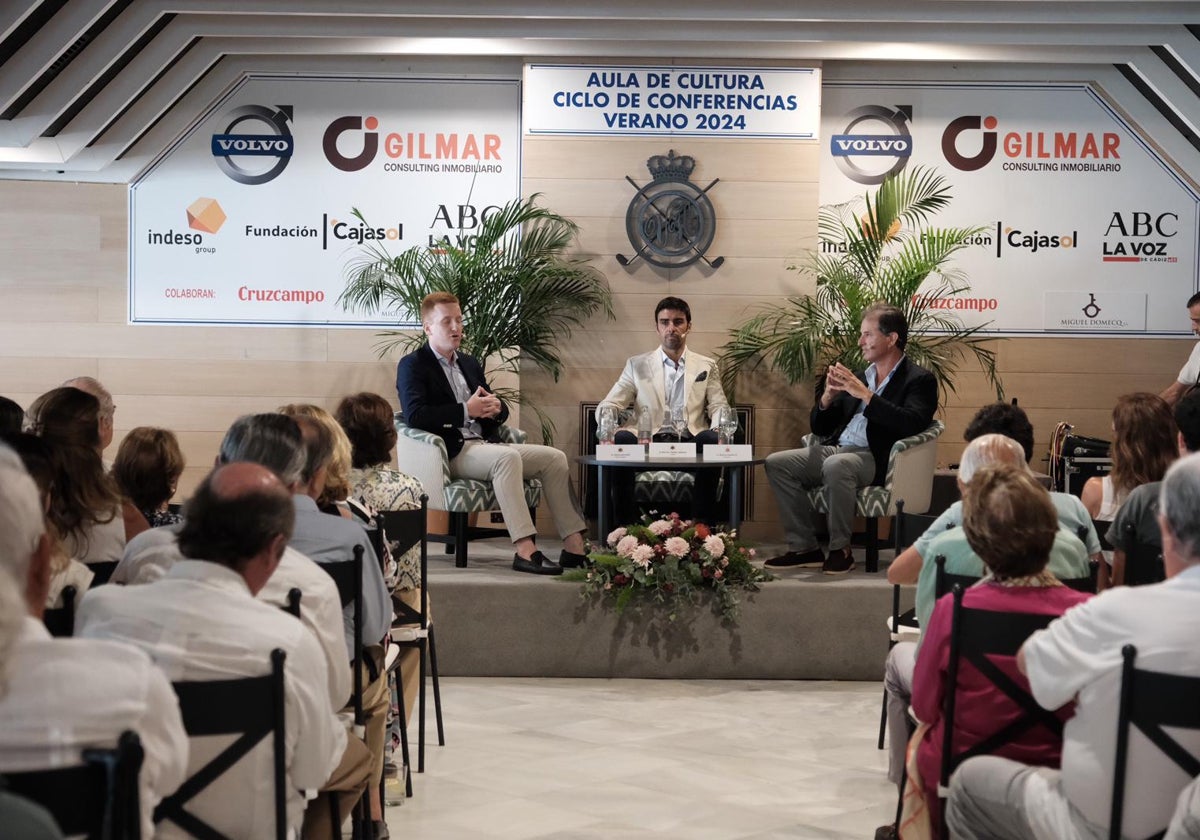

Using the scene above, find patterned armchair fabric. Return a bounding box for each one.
[393,416,543,514]
[801,420,944,572]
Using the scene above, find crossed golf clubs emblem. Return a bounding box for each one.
[618,150,724,270]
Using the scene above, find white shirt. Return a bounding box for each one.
[837,360,900,448]
[65,512,125,565]
[1178,342,1200,386]
[115,526,352,710]
[1023,564,1200,840]
[660,349,685,429]
[0,617,189,840]
[77,560,344,840]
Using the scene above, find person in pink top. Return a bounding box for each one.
[910,463,1092,836]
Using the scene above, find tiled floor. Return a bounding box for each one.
[385,678,895,839]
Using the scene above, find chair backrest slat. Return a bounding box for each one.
[43,585,77,638]
[379,493,430,628]
[319,546,364,720]
[934,554,982,600]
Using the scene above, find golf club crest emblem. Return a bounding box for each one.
[619,150,724,270]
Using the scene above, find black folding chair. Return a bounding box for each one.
[878,500,941,749]
[154,649,288,840]
[1109,644,1200,840]
[939,585,1062,834]
[382,494,444,777]
[88,561,119,586]
[284,587,301,619]
[4,730,144,840]
[319,545,373,840]
[934,554,982,599]
[1092,518,1113,552]
[42,585,77,638]
[1122,528,1166,587]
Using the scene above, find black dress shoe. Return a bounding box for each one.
[512,551,563,575]
[559,549,591,568]
[764,548,825,568]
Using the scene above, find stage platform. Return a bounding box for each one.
[425,538,911,682]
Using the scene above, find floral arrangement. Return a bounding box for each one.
[571,512,773,622]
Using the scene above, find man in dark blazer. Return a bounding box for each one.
[395,291,587,575]
[764,303,937,574]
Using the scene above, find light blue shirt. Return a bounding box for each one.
[837,360,899,448]
[435,350,482,439]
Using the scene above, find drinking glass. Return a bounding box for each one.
[715,406,739,445]
[596,405,617,444]
[671,406,688,442]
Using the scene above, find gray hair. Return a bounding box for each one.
[218,414,305,487]
[959,433,1031,484]
[0,568,26,697]
[1159,452,1200,563]
[0,444,46,584]
[62,376,114,418]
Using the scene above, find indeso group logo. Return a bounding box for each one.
[941,114,1121,173]
[828,104,913,185]
[210,105,294,185]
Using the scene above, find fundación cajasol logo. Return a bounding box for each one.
[829,105,913,185]
[210,105,295,185]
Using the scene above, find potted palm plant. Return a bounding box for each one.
[338,194,613,440]
[719,166,1003,404]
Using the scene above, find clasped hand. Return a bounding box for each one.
[467,386,502,419]
[823,362,870,404]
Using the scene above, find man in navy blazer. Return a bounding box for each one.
[764,303,937,574]
[396,291,587,575]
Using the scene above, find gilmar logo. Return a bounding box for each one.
[1102,211,1179,264]
[942,115,1120,173]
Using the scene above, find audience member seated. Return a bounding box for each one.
[0,395,23,433]
[946,452,1200,840]
[963,401,1036,463]
[78,463,370,840]
[287,413,392,833]
[59,376,116,458]
[279,404,364,520]
[1082,392,1175,522]
[115,414,351,713]
[336,391,426,721]
[1107,389,1200,586]
[0,432,94,606]
[881,434,1091,826]
[1169,775,1200,840]
[907,462,1092,836]
[111,426,185,527]
[27,387,149,564]
[0,445,188,839]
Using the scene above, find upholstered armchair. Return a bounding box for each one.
[802,420,944,573]
[394,415,542,567]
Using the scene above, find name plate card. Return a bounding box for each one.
[703,444,753,461]
[649,442,697,459]
[596,444,646,460]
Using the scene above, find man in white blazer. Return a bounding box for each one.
[599,296,731,524]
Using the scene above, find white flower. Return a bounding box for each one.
[615,534,640,558]
[703,534,725,558]
[665,536,689,557]
[631,544,655,568]
[648,519,673,536]
[607,527,628,548]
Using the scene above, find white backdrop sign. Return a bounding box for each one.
[130,75,521,326]
[821,82,1200,337]
[524,64,821,138]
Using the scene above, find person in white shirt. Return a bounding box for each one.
[78,462,371,840]
[1160,292,1200,407]
[113,413,352,712]
[946,451,1200,840]
[0,445,188,840]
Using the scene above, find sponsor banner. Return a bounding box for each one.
[130,75,521,326]
[1044,291,1147,332]
[524,64,820,138]
[822,82,1200,337]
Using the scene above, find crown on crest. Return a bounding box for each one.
[646,149,695,182]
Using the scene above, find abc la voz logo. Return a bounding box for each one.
[210,105,294,185]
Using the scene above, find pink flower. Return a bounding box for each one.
[607,527,627,548]
[720,557,729,568]
[665,536,689,557]
[714,569,724,580]
[648,519,673,536]
[631,545,655,568]
[703,535,725,558]
[615,534,640,558]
